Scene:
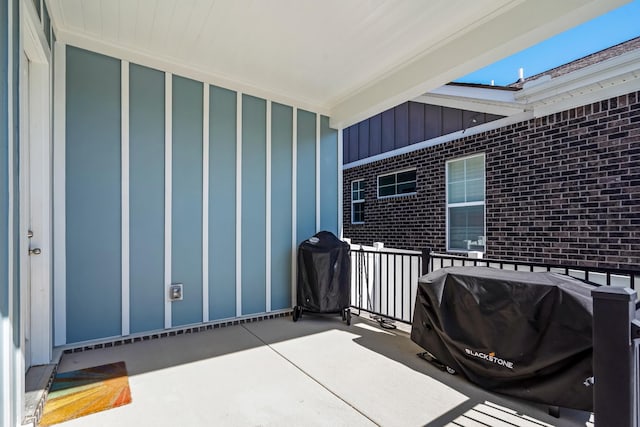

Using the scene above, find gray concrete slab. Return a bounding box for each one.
[46,315,593,427]
[53,324,374,427]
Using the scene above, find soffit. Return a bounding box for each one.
[47,0,630,128]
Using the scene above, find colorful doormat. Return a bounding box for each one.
[39,361,132,426]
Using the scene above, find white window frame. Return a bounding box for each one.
[446,153,486,253]
[351,179,365,224]
[377,167,417,199]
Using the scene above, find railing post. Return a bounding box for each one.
[592,286,638,427]
[421,248,431,276]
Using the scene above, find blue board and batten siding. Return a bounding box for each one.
[129,64,165,334]
[209,86,237,320]
[171,75,203,327]
[320,116,338,234]
[66,47,122,343]
[241,95,267,315]
[296,110,316,244]
[270,103,293,310]
[62,47,341,344]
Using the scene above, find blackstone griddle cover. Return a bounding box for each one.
[411,266,595,411]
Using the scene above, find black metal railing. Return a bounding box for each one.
[349,245,640,425]
[429,252,639,289]
[350,246,422,324]
[350,246,640,324]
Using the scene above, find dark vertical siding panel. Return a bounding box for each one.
[486,113,503,123]
[409,102,425,144]
[369,114,382,156]
[171,75,203,326]
[349,124,359,162]
[270,103,292,310]
[424,104,442,139]
[342,128,350,163]
[129,64,165,334]
[209,86,237,320]
[463,110,486,130]
[358,120,369,159]
[241,95,267,315]
[381,108,395,152]
[394,102,409,148]
[66,47,121,342]
[442,106,463,135]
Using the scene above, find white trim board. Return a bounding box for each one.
[315,113,320,233]
[121,60,130,336]
[337,128,343,238]
[412,92,524,117]
[291,107,297,308]
[236,92,242,317]
[265,100,272,312]
[202,83,209,322]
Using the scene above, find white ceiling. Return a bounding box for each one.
[47,0,629,128]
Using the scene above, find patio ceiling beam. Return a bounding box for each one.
[329,0,630,129]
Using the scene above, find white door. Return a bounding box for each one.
[20,19,52,369]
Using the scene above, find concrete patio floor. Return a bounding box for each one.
[48,314,593,427]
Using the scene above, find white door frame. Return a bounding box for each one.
[19,0,52,370]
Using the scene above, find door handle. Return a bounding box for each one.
[27,230,33,238]
[29,248,41,256]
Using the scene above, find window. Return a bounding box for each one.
[351,180,365,224]
[377,169,417,198]
[447,154,485,252]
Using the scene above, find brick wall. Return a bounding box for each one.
[343,91,640,270]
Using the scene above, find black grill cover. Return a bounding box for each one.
[297,231,350,313]
[411,266,595,411]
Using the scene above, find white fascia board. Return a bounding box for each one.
[412,93,524,117]
[517,49,640,105]
[329,0,628,129]
[532,77,640,118]
[426,85,518,104]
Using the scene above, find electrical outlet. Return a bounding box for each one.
[169,283,183,301]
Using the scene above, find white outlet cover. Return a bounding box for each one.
[169,283,183,301]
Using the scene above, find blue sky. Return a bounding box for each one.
[456,0,640,86]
